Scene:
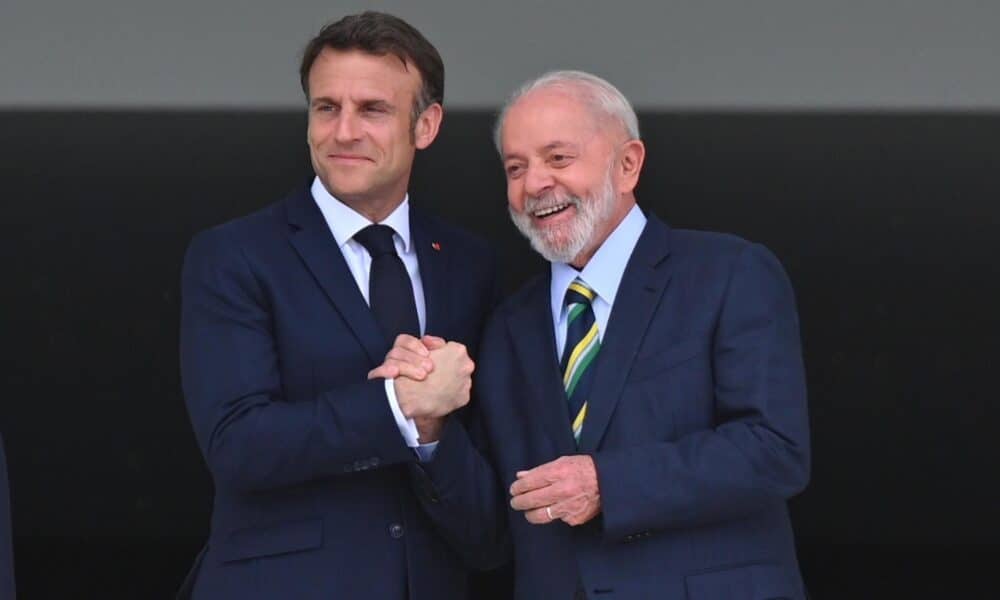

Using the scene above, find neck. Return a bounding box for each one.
[352,199,403,223]
[337,190,406,223]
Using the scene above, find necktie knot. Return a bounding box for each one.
[354,224,398,258]
[564,278,596,308]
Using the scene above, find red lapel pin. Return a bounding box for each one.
[431,242,441,251]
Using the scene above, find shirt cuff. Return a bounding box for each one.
[385,378,420,448]
[414,442,439,462]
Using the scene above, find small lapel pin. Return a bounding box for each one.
[431,242,441,251]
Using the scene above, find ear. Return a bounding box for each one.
[616,139,645,194]
[413,103,444,150]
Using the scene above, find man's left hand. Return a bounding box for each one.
[509,455,601,526]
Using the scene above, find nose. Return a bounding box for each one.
[523,165,554,199]
[334,110,362,144]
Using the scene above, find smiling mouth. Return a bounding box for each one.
[533,203,572,219]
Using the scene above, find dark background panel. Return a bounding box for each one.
[1,111,998,598]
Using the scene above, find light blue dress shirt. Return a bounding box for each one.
[311,177,437,460]
[550,204,647,357]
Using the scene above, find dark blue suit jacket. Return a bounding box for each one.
[179,186,499,599]
[0,435,13,600]
[427,214,810,599]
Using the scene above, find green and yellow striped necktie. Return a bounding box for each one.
[560,278,600,444]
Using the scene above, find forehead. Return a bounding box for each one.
[501,89,603,155]
[307,48,420,100]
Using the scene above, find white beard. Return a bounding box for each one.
[508,166,617,264]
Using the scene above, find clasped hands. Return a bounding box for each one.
[369,335,601,525]
[368,334,473,443]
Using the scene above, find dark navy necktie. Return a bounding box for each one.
[353,224,420,341]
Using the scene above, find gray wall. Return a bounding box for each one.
[3,0,1000,109]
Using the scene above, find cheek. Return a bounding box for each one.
[506,183,524,212]
[306,123,324,148]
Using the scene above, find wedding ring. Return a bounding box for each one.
[546,506,554,521]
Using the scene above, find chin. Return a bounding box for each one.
[328,179,370,198]
[537,225,575,250]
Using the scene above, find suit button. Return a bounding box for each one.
[389,523,405,539]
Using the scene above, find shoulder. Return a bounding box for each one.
[666,224,784,270]
[664,226,794,304]
[185,183,303,257]
[669,227,754,260]
[190,202,282,251]
[183,197,288,280]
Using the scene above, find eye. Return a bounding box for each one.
[505,164,524,178]
[550,153,573,166]
[362,103,391,115]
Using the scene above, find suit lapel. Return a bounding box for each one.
[410,210,451,336]
[283,187,387,365]
[577,216,674,452]
[506,274,578,457]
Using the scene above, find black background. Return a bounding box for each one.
[1,110,997,598]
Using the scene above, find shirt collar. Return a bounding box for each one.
[310,176,412,253]
[550,203,647,321]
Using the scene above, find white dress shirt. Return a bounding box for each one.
[550,204,647,357]
[311,177,436,459]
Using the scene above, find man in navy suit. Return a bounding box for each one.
[179,12,501,599]
[387,71,811,599]
[0,435,13,599]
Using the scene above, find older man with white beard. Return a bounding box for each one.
[376,70,811,599]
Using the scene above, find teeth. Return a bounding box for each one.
[534,204,568,217]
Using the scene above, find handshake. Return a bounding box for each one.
[368,335,474,443]
[368,334,603,527]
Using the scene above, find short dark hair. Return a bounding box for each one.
[300,11,444,123]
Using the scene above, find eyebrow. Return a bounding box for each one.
[543,141,577,151]
[309,96,394,107]
[360,99,394,109]
[502,140,580,161]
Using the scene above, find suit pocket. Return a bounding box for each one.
[627,337,709,383]
[685,562,797,600]
[218,517,324,563]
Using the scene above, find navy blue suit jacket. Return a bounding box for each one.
[179,186,499,599]
[427,214,810,599]
[0,435,13,600]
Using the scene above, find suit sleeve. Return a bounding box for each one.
[409,413,510,570]
[180,230,416,494]
[593,243,810,542]
[408,280,511,571]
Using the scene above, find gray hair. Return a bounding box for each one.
[493,70,640,153]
